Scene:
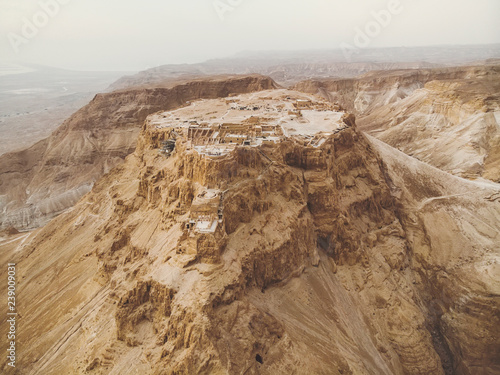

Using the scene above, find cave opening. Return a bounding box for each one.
[255,354,263,364]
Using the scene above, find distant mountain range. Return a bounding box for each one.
[110,44,500,89]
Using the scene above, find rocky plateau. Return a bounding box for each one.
[0,89,498,374]
[0,75,277,230]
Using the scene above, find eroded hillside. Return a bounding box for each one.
[1,91,498,374]
[295,65,500,181]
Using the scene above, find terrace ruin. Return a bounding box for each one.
[147,90,349,158]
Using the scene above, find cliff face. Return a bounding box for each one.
[358,77,500,181]
[1,92,498,374]
[367,136,500,375]
[294,65,500,181]
[0,75,277,230]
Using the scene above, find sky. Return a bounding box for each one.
[0,0,499,71]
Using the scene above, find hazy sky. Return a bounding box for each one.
[1,0,499,71]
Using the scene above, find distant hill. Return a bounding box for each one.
[110,44,500,89]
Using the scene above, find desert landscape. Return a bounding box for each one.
[0,63,125,155]
[1,68,499,373]
[0,1,499,374]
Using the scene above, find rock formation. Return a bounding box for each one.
[1,91,498,374]
[0,75,277,230]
